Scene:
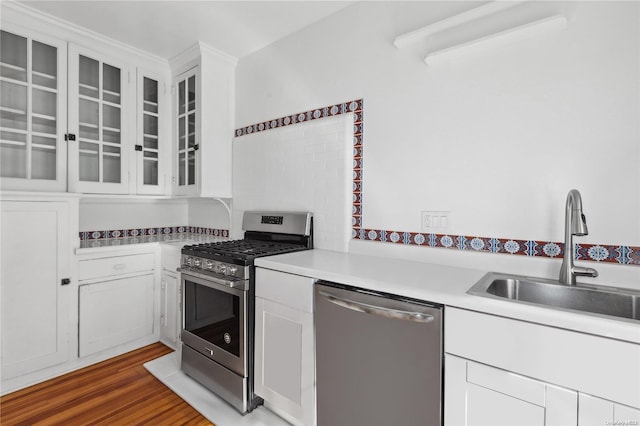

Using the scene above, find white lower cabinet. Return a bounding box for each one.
[445,355,577,426]
[159,244,181,349]
[79,274,154,357]
[255,267,315,426]
[160,271,179,348]
[0,200,73,380]
[445,307,640,426]
[578,393,640,426]
[77,249,158,357]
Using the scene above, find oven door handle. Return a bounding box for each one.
[178,267,247,291]
[317,290,435,323]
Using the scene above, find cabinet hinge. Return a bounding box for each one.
[194,144,200,151]
[65,133,76,141]
[135,144,143,151]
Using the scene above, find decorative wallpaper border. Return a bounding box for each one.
[80,226,229,241]
[234,100,639,267]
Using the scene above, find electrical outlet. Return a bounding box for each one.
[421,210,451,232]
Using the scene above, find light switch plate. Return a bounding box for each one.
[421,210,451,232]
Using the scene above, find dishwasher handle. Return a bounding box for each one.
[317,290,435,323]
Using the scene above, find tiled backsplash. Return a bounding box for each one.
[80,226,229,241]
[235,99,639,267]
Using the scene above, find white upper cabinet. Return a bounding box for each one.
[0,26,68,192]
[174,67,197,193]
[67,45,132,194]
[135,69,169,195]
[2,5,172,196]
[170,43,236,198]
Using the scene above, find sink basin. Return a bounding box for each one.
[467,273,640,322]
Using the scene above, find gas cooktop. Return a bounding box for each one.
[182,239,308,264]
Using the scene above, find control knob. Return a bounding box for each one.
[193,258,201,267]
[215,263,227,275]
[226,265,237,276]
[205,260,214,270]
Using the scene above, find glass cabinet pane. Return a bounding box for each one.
[77,54,122,184]
[176,71,197,190]
[188,76,195,112]
[0,31,27,82]
[0,31,59,182]
[79,55,99,98]
[140,76,159,189]
[188,151,195,185]
[32,41,57,89]
[143,151,158,185]
[143,77,158,114]
[178,81,185,116]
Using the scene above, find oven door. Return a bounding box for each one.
[181,271,248,377]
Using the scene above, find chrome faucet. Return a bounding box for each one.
[559,189,598,285]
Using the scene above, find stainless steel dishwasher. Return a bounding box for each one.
[314,280,443,426]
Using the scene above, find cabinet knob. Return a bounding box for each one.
[64,133,76,141]
[134,145,143,151]
[61,278,71,285]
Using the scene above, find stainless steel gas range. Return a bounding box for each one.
[177,211,313,413]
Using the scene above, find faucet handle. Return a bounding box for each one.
[572,266,599,278]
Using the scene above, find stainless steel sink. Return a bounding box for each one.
[467,272,640,322]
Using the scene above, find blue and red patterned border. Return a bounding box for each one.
[234,100,639,266]
[80,226,229,241]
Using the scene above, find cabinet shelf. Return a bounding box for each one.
[143,133,158,140]
[0,61,27,73]
[32,130,56,138]
[0,139,27,147]
[32,112,56,122]
[32,143,56,150]
[0,127,27,135]
[0,106,27,115]
[0,75,28,87]
[32,83,58,94]
[32,70,56,81]
[143,100,158,107]
[79,83,98,92]
[103,89,121,98]
[103,126,121,133]
[79,121,98,129]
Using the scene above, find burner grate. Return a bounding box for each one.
[184,239,307,262]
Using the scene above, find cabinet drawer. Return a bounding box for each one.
[79,253,155,281]
[467,360,545,406]
[256,268,315,313]
[445,307,640,409]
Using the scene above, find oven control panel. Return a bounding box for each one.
[181,255,247,280]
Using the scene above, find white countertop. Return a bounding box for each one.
[255,249,640,345]
[75,234,226,254]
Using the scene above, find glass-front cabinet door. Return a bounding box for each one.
[0,28,67,191]
[68,45,130,194]
[136,72,165,194]
[174,68,198,195]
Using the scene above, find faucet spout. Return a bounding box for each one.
[559,189,598,285]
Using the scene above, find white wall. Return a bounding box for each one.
[235,1,640,286]
[232,115,352,251]
[79,199,188,231]
[188,198,231,231]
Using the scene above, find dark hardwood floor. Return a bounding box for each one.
[0,342,213,425]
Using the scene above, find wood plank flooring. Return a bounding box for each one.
[0,343,213,425]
